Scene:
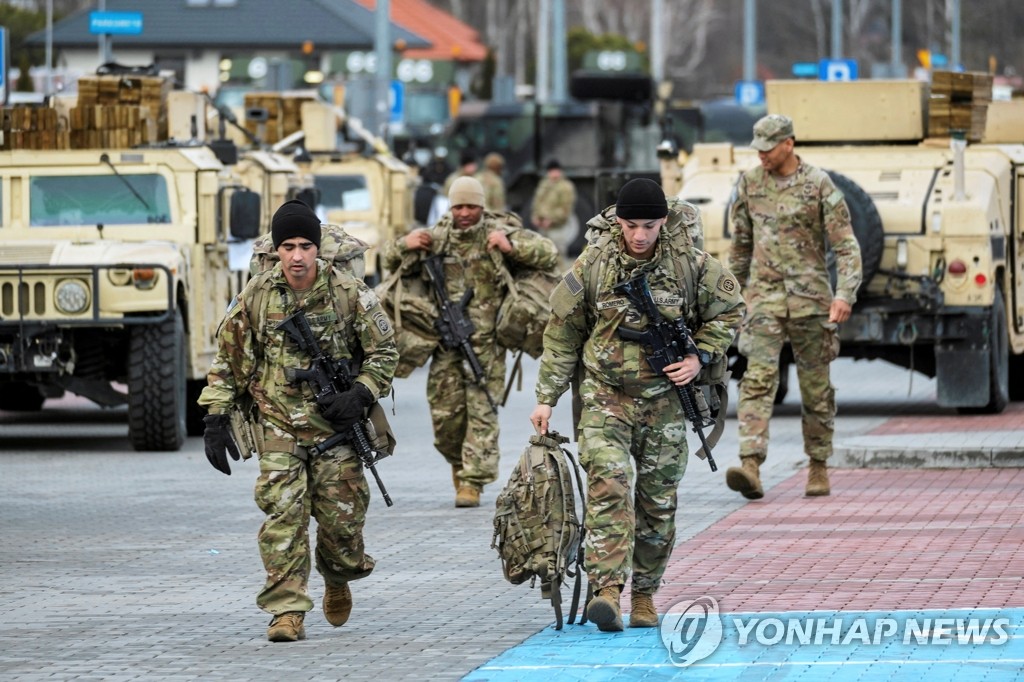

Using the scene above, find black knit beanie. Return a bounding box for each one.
[616,178,668,220]
[271,199,322,249]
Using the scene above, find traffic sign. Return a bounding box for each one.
[792,62,818,78]
[819,59,858,81]
[89,11,143,35]
[389,80,404,124]
[734,80,764,107]
[0,27,7,102]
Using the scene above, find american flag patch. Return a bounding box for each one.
[563,271,584,296]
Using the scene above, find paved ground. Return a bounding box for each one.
[1,357,1022,681]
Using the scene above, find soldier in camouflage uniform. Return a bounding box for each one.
[725,114,862,500]
[442,150,479,196]
[199,200,398,643]
[384,177,558,508]
[530,179,744,632]
[531,159,578,261]
[477,152,507,211]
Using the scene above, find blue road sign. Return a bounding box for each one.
[792,62,818,78]
[734,80,764,107]
[0,27,6,95]
[89,11,143,35]
[819,58,859,81]
[389,80,404,124]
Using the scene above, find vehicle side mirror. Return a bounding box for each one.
[229,190,261,240]
[290,187,321,210]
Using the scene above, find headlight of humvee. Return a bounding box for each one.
[55,279,90,314]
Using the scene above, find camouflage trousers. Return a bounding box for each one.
[737,312,839,462]
[254,442,374,615]
[576,374,689,594]
[426,346,506,489]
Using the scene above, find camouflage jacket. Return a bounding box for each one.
[531,176,577,228]
[535,225,745,405]
[383,211,559,352]
[198,261,398,446]
[729,157,862,317]
[476,169,507,211]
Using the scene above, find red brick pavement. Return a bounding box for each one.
[655,468,1024,614]
[868,402,1024,435]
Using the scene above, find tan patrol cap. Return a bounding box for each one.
[448,176,485,207]
[751,114,795,151]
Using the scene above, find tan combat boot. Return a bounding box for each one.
[323,582,352,627]
[629,592,659,628]
[725,456,764,500]
[267,612,306,642]
[805,459,831,497]
[455,484,481,508]
[587,585,624,632]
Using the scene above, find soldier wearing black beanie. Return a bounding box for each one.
[272,199,322,249]
[615,178,668,220]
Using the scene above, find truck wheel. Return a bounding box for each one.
[825,170,883,295]
[958,288,1009,414]
[0,382,46,412]
[128,309,187,451]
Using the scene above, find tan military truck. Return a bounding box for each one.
[269,100,415,283]
[664,78,1024,413]
[0,75,310,451]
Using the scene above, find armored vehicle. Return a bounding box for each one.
[668,78,1024,413]
[270,100,415,283]
[0,77,310,451]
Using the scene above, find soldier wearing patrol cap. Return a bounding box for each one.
[530,178,744,632]
[530,159,578,261]
[725,114,862,500]
[199,199,399,642]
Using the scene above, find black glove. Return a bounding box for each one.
[321,384,375,433]
[203,413,241,476]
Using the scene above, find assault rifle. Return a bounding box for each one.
[278,310,393,506]
[613,273,718,472]
[422,254,499,411]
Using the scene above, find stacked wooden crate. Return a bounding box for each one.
[0,105,69,150]
[928,70,993,141]
[70,74,172,147]
[243,91,317,144]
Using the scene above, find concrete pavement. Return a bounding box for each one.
[1,356,1022,681]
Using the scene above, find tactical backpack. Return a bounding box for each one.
[249,223,368,279]
[374,251,441,379]
[491,430,588,630]
[488,212,561,359]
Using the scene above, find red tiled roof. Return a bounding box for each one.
[353,0,488,62]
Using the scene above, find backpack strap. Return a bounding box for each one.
[560,443,589,626]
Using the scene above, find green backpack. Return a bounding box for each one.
[491,430,588,630]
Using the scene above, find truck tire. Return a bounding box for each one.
[128,309,187,451]
[825,170,883,294]
[0,382,46,412]
[958,288,1009,414]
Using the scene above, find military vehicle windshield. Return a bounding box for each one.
[314,174,372,212]
[29,174,172,227]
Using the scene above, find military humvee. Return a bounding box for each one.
[666,78,1024,413]
[271,100,415,283]
[0,76,312,451]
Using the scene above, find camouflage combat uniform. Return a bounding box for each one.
[730,158,862,463]
[198,260,398,615]
[535,216,744,593]
[531,174,577,256]
[476,168,507,211]
[384,212,558,491]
